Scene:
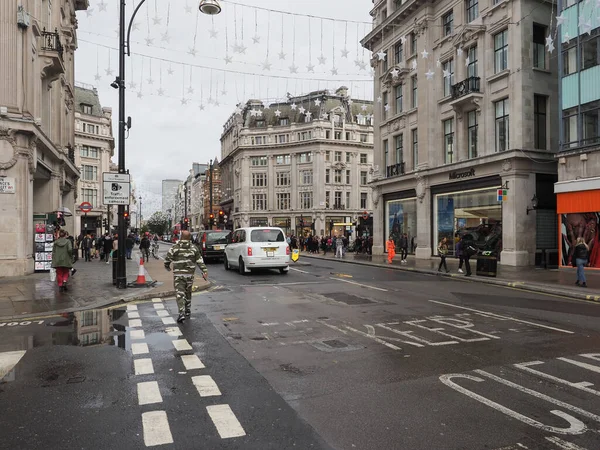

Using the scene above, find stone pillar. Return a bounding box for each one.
[500,172,536,266]
[267,155,275,210]
[415,176,432,259]
[290,154,298,209]
[372,185,384,255]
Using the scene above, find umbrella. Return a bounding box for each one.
[55,206,73,217]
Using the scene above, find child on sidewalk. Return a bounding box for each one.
[386,236,396,264]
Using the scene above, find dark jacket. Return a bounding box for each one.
[103,236,113,252]
[455,240,463,257]
[140,237,151,250]
[125,237,134,250]
[82,237,92,249]
[574,244,589,261]
[399,236,408,249]
[52,238,73,268]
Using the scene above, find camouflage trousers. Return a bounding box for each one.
[173,275,194,314]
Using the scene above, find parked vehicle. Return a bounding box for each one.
[197,230,231,262]
[224,227,290,275]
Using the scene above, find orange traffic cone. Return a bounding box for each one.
[136,257,147,285]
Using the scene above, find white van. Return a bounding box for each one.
[224,227,290,275]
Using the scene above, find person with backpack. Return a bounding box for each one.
[437,237,450,273]
[461,237,476,277]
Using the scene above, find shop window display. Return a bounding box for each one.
[385,199,417,253]
[561,213,600,267]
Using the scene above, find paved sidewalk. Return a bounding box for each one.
[299,251,600,303]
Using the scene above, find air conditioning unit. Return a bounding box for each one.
[17,6,30,28]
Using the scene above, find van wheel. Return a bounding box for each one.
[279,268,289,274]
[223,254,230,271]
[239,257,247,275]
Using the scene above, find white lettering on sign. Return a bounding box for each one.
[102,172,130,205]
[0,177,16,194]
[0,320,45,327]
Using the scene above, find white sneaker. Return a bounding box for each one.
[458,268,463,273]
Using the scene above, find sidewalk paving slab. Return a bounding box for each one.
[298,251,600,303]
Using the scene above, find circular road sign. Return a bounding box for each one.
[79,202,93,213]
[362,211,369,220]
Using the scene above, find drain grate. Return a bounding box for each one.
[324,292,375,305]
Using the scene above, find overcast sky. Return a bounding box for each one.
[74,0,373,214]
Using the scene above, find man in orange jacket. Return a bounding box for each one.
[386,236,396,264]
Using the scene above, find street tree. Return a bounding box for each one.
[146,212,169,236]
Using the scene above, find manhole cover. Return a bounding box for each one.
[323,339,348,348]
[324,292,374,305]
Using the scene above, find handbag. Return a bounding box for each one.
[49,267,56,282]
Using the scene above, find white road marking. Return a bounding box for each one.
[134,358,154,375]
[365,324,424,347]
[514,360,600,396]
[129,319,142,328]
[153,304,165,310]
[290,267,310,274]
[558,357,600,374]
[128,312,140,319]
[152,298,163,303]
[316,320,349,335]
[239,281,323,287]
[404,319,489,343]
[127,304,138,311]
[581,353,600,363]
[156,310,169,317]
[0,350,26,380]
[137,381,163,405]
[172,339,193,351]
[165,327,182,337]
[131,343,149,355]
[130,330,145,340]
[427,316,500,340]
[142,411,173,447]
[329,277,388,292]
[545,436,589,449]
[429,300,574,334]
[344,325,402,350]
[440,373,586,435]
[292,319,310,324]
[376,323,455,346]
[181,354,205,370]
[261,322,280,327]
[192,375,222,397]
[161,317,176,325]
[206,404,246,439]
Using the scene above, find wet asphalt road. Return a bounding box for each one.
[2,249,600,450]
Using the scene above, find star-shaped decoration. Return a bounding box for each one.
[580,19,592,35]
[98,0,107,12]
[436,59,441,68]
[384,104,390,112]
[157,88,165,96]
[274,109,282,117]
[457,47,463,56]
[547,41,555,54]
[303,110,312,121]
[188,47,197,57]
[252,34,261,44]
[331,67,338,75]
[306,63,315,73]
[231,42,240,53]
[354,58,362,68]
[390,68,400,78]
[361,104,368,111]
[180,98,188,105]
[94,73,102,81]
[187,86,195,95]
[545,35,553,48]
[318,54,327,65]
[298,106,306,114]
[238,44,247,54]
[263,104,269,110]
[366,114,373,122]
[128,81,137,89]
[161,31,171,43]
[85,8,94,17]
[209,28,218,39]
[564,32,571,44]
[234,106,243,115]
[207,97,214,104]
[289,64,299,74]
[425,69,435,80]
[357,113,364,122]
[249,109,257,117]
[556,13,566,26]
[421,49,429,59]
[376,50,387,61]
[465,56,470,66]
[411,59,418,70]
[260,59,271,70]
[348,99,354,106]
[147,78,154,85]
[105,67,114,76]
[167,67,174,75]
[184,3,193,13]
[320,113,328,120]
[443,69,450,78]
[314,99,321,106]
[214,99,220,107]
[377,96,382,103]
[137,91,143,99]
[225,55,233,64]
[400,36,407,45]
[145,37,154,46]
[278,51,287,60]
[132,22,140,31]
[358,61,368,71]
[221,89,228,96]
[341,48,350,58]
[199,104,206,111]
[290,103,297,110]
[254,108,261,116]
[152,16,162,26]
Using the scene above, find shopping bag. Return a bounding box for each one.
[49,267,56,282]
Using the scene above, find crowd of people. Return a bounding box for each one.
[285,233,374,257]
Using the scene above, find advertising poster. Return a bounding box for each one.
[437,197,455,243]
[388,202,404,248]
[561,212,600,267]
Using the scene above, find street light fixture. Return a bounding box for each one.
[199,0,222,15]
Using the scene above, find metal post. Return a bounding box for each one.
[184,182,188,229]
[209,159,213,230]
[107,205,110,233]
[116,0,127,289]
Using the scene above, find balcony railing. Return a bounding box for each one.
[67,145,75,164]
[41,28,64,58]
[386,162,405,178]
[451,76,480,100]
[331,204,346,210]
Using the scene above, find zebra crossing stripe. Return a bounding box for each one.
[192,375,221,397]
[142,411,173,446]
[0,350,26,380]
[206,404,246,439]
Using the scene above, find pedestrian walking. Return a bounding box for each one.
[52,230,73,292]
[102,233,112,263]
[335,235,344,258]
[574,237,589,288]
[437,237,450,273]
[82,233,92,262]
[139,232,151,262]
[164,230,208,323]
[399,233,409,263]
[455,235,464,274]
[125,234,134,260]
[386,236,396,264]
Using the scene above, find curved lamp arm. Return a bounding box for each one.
[126,0,147,56]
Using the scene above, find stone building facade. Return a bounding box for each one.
[362,0,559,265]
[73,83,115,238]
[0,0,88,277]
[220,87,375,238]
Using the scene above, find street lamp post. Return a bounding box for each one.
[209,159,213,230]
[113,0,221,289]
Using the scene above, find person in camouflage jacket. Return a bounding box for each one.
[164,230,208,322]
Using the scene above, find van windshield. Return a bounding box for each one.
[250,229,285,242]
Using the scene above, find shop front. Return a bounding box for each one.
[272,217,292,235]
[326,216,346,237]
[555,178,600,268]
[296,216,314,237]
[249,217,269,227]
[384,192,417,254]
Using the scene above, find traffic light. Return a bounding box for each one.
[209,213,214,227]
[103,218,108,229]
[183,217,189,230]
[123,211,130,228]
[218,210,224,224]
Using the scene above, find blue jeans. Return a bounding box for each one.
[576,258,587,284]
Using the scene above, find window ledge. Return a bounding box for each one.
[533,67,552,75]
[487,69,510,83]
[438,94,454,105]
